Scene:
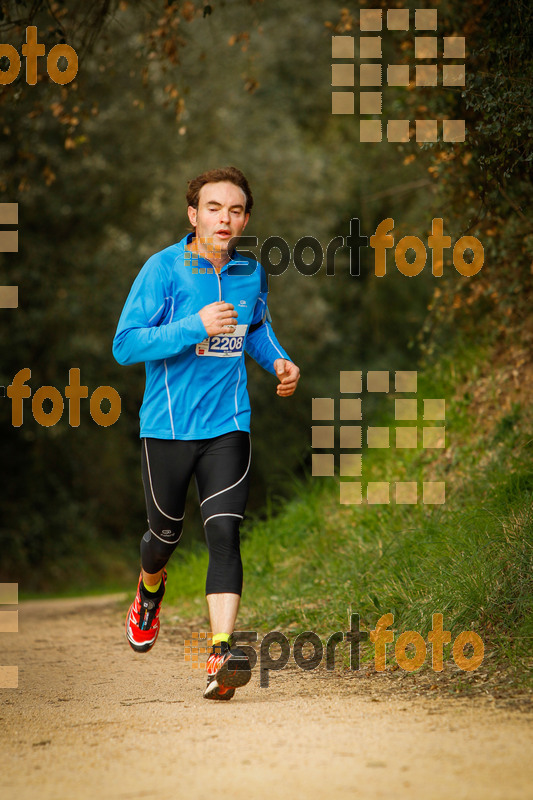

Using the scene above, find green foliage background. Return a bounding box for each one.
[0,0,530,592]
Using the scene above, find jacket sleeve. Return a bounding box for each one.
[244,266,291,375]
[112,256,207,366]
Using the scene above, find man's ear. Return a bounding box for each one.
[242,212,250,231]
[187,205,197,228]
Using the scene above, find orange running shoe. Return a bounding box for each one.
[203,638,251,700]
[125,570,167,653]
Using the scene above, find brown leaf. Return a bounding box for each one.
[181,2,196,21]
[244,78,259,94]
[43,166,56,187]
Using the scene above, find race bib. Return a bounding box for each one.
[196,324,248,357]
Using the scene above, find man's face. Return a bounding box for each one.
[187,181,250,256]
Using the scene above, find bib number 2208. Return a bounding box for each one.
[196,324,248,358]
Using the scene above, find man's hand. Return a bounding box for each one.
[199,301,238,336]
[274,359,300,397]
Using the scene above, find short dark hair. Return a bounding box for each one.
[186,166,253,215]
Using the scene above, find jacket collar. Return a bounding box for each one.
[182,232,242,274]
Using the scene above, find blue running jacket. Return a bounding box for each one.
[112,233,291,440]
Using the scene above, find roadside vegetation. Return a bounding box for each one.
[165,325,533,690]
[5,0,531,696]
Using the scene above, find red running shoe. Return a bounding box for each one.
[203,638,251,700]
[125,570,167,653]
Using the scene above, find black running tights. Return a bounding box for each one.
[139,431,250,595]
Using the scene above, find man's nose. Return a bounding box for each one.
[219,208,230,223]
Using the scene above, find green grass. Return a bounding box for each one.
[165,336,533,685]
[24,332,529,688]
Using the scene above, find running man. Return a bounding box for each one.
[113,167,300,700]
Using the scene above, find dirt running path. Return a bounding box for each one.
[1,594,531,800]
